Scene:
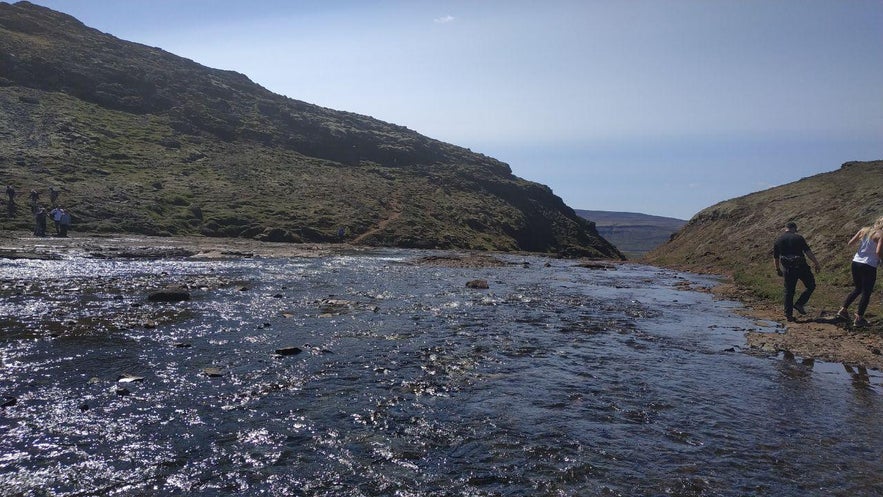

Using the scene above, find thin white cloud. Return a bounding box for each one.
[434,15,455,24]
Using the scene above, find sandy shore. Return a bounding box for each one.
[2,231,881,370]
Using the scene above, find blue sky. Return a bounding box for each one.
[26,0,883,219]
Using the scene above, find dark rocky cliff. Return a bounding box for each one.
[0,1,622,258]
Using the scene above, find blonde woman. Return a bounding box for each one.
[837,216,883,326]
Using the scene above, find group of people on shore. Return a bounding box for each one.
[773,217,883,326]
[5,185,71,237]
[34,206,72,237]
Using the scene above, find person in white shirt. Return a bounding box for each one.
[837,216,883,326]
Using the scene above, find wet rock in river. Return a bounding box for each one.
[275,346,303,356]
[1,396,16,408]
[0,249,60,261]
[147,286,191,302]
[202,367,224,377]
[466,279,489,289]
[576,261,615,270]
[117,374,144,383]
[315,298,380,317]
[318,298,352,316]
[410,254,507,268]
[90,247,196,259]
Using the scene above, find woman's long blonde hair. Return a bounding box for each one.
[858,216,883,239]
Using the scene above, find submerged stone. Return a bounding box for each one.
[466,279,489,289]
[147,286,191,302]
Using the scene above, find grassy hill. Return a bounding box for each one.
[575,210,686,259]
[0,2,622,259]
[644,160,883,316]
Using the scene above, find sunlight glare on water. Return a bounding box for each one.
[1,249,881,496]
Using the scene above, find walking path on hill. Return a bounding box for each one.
[351,192,403,244]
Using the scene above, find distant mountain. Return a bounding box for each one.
[575,210,686,259]
[0,2,622,259]
[644,160,883,308]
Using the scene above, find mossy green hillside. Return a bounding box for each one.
[0,2,621,258]
[645,161,883,316]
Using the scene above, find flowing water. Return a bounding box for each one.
[1,249,881,496]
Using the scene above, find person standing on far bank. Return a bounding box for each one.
[34,207,47,237]
[28,189,39,213]
[837,216,883,327]
[59,208,71,237]
[773,221,821,322]
[50,206,61,236]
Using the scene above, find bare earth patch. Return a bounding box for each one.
[712,283,883,370]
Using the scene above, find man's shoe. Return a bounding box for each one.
[793,304,806,315]
[836,308,850,320]
[854,317,869,327]
[786,315,796,322]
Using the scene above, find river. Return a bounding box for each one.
[1,249,881,496]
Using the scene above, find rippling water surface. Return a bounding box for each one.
[1,249,881,496]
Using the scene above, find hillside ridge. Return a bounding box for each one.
[645,160,883,311]
[0,1,621,259]
[575,209,686,259]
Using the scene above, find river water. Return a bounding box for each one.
[1,249,881,496]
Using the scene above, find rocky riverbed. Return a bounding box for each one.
[2,231,881,496]
[2,231,882,370]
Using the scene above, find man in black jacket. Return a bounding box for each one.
[773,222,821,322]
